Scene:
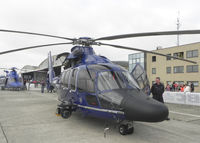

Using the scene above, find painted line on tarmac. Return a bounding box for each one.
[170,111,200,118]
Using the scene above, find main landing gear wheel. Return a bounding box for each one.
[61,110,71,119]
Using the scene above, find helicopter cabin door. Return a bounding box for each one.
[76,68,98,107]
[131,63,150,95]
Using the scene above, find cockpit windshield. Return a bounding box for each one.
[121,71,140,89]
[97,70,140,91]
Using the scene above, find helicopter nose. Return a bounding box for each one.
[121,94,169,122]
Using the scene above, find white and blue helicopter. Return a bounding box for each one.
[0,67,24,90]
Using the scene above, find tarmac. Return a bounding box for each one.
[0,90,200,143]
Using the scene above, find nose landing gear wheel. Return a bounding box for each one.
[119,125,134,135]
[127,127,134,134]
[119,125,127,135]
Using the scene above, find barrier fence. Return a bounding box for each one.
[163,92,200,106]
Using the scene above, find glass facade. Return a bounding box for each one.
[128,52,145,72]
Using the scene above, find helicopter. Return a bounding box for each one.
[0,67,24,90]
[0,29,199,135]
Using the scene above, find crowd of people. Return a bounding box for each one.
[165,82,194,92]
[149,78,196,121]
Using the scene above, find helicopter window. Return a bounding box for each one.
[62,70,70,87]
[121,71,140,89]
[85,94,98,106]
[69,69,78,90]
[77,69,95,93]
[98,71,125,91]
[99,92,123,110]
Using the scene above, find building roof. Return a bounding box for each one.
[21,54,65,73]
[151,42,200,52]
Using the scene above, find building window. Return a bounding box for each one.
[186,65,198,73]
[174,66,184,73]
[166,67,171,74]
[166,54,171,60]
[186,50,198,58]
[174,81,184,85]
[152,56,156,62]
[187,81,199,87]
[152,68,156,74]
[173,52,184,59]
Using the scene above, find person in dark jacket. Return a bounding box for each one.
[151,77,165,103]
[151,77,170,120]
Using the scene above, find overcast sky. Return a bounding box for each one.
[1,0,200,74]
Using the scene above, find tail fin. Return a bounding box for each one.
[48,51,55,84]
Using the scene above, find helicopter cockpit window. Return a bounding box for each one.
[121,71,140,89]
[69,69,78,90]
[98,71,125,91]
[77,69,95,93]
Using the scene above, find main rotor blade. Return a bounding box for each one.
[100,43,197,64]
[95,30,200,41]
[0,42,73,55]
[0,68,7,70]
[0,29,74,41]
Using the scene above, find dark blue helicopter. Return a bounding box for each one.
[0,67,24,90]
[0,29,198,135]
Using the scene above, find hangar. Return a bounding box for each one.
[21,53,128,82]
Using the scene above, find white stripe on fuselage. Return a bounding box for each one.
[56,99,124,115]
[75,104,124,115]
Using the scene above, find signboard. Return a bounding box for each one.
[163,92,200,106]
